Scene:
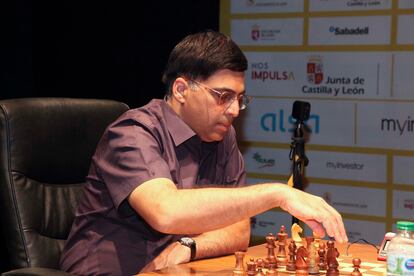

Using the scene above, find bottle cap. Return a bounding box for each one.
[397,221,414,231]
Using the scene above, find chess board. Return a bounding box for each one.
[263,258,386,276]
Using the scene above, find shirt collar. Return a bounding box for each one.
[160,99,199,146]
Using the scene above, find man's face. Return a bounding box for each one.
[180,69,246,142]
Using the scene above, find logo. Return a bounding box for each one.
[329,26,369,35]
[260,109,320,134]
[252,152,275,168]
[307,56,323,85]
[404,199,414,210]
[405,259,414,270]
[251,25,260,41]
[251,62,295,82]
[380,116,414,136]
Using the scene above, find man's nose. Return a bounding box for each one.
[225,99,240,117]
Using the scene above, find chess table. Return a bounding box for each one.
[138,240,386,275]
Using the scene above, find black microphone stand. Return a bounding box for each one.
[289,102,310,225]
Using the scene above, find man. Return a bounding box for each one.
[60,31,348,275]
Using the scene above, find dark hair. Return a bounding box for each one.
[162,30,248,96]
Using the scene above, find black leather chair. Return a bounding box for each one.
[0,98,129,275]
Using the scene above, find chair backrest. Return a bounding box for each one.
[0,98,129,270]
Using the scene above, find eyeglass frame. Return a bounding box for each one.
[188,79,252,111]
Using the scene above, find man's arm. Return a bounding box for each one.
[128,178,348,243]
[139,219,250,273]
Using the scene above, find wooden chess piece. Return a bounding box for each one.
[291,223,303,244]
[256,258,265,270]
[277,225,288,266]
[265,233,278,269]
[246,258,257,276]
[295,246,308,275]
[233,251,246,276]
[256,268,265,276]
[326,240,339,276]
[286,240,297,271]
[351,258,362,276]
[266,265,278,276]
[305,236,315,251]
[308,241,319,275]
[318,242,327,271]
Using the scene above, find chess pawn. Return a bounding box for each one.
[276,225,288,266]
[233,251,246,276]
[286,240,297,271]
[246,258,257,276]
[318,242,327,270]
[265,233,278,269]
[351,258,362,276]
[266,265,277,276]
[256,258,265,270]
[256,268,265,276]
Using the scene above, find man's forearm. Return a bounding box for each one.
[192,219,250,260]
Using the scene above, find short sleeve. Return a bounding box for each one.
[94,119,172,211]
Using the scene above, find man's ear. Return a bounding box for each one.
[172,78,188,104]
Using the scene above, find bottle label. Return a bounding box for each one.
[388,255,414,275]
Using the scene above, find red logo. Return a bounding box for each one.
[307,56,324,85]
[251,25,260,41]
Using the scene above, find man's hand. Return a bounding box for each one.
[278,185,348,243]
[139,242,190,273]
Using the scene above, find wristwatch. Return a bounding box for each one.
[178,237,196,261]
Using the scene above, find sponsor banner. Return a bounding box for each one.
[393,190,414,219]
[231,18,303,46]
[245,52,391,99]
[306,151,387,183]
[303,219,386,244]
[230,0,304,14]
[393,156,414,186]
[308,16,391,45]
[238,98,355,146]
[357,102,414,150]
[305,183,387,216]
[251,210,292,237]
[309,0,391,11]
[397,15,414,45]
[399,0,414,9]
[393,52,414,99]
[243,147,291,176]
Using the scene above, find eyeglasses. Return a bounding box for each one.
[190,79,252,111]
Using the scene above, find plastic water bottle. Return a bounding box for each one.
[387,221,414,275]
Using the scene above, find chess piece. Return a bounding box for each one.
[276,225,288,266]
[305,236,315,251]
[308,241,319,275]
[246,258,257,276]
[291,223,303,244]
[256,268,265,276]
[351,258,362,276]
[326,240,340,276]
[295,246,308,275]
[266,266,277,276]
[256,258,265,270]
[233,251,246,275]
[265,233,278,269]
[318,242,327,270]
[286,240,297,271]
